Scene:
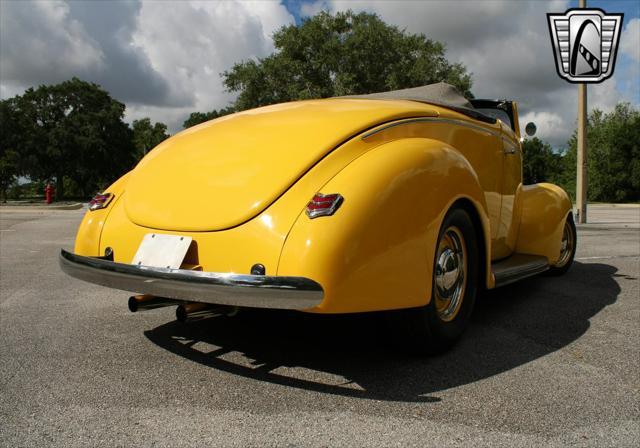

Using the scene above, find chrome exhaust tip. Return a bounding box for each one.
[176,302,229,322]
[128,294,182,312]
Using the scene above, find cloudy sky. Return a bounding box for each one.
[1,0,638,147]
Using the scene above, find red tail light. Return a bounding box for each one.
[306,193,344,218]
[88,192,114,211]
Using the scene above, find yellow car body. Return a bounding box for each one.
[63,96,572,316]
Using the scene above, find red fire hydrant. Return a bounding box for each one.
[45,183,55,204]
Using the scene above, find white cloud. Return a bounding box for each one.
[1,0,636,143]
[312,0,640,147]
[0,1,104,92]
[620,18,640,63]
[130,0,294,131]
[591,77,626,112]
[1,1,181,106]
[300,0,330,17]
[1,0,293,131]
[124,103,193,135]
[519,110,571,146]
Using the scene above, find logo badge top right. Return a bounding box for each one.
[548,8,624,83]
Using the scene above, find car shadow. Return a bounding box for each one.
[144,261,620,403]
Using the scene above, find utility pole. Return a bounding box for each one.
[576,0,588,223]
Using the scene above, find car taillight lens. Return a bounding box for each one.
[305,193,343,218]
[88,192,114,211]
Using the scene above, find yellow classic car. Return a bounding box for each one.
[60,82,576,352]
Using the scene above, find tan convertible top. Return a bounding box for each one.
[342,81,473,109]
[341,82,499,124]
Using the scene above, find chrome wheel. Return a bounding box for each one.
[555,219,575,268]
[434,226,467,322]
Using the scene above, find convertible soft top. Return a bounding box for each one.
[342,82,496,124]
[344,81,472,108]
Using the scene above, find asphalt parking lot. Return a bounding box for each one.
[1,205,638,447]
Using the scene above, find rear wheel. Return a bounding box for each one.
[545,214,576,276]
[402,207,479,354]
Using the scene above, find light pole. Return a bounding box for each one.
[576,0,588,223]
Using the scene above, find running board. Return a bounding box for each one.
[492,254,549,287]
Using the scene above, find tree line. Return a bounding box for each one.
[0,78,170,200]
[521,103,639,202]
[0,11,637,202]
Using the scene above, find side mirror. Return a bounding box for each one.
[525,122,537,137]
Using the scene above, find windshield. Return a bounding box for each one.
[474,108,512,128]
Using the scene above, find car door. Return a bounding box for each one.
[493,122,523,259]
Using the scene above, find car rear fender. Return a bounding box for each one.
[74,171,132,257]
[278,137,491,313]
[515,183,572,264]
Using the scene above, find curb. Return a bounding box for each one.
[0,203,84,211]
[576,203,640,209]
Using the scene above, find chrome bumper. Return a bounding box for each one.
[59,249,324,310]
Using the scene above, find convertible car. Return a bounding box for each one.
[60,82,576,352]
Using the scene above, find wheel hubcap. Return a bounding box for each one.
[434,226,467,322]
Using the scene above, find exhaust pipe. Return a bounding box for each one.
[176,302,229,322]
[128,294,182,312]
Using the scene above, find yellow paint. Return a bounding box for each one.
[279,137,489,313]
[74,172,130,256]
[73,98,571,313]
[493,123,523,259]
[515,183,572,264]
[124,99,439,231]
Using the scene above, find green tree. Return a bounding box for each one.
[564,103,639,202]
[7,78,135,199]
[132,118,170,159]
[522,137,563,185]
[0,99,22,201]
[182,107,235,129]
[0,150,19,202]
[223,10,472,111]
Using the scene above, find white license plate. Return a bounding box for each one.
[132,233,193,269]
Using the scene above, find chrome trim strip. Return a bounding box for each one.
[59,249,324,310]
[361,117,501,140]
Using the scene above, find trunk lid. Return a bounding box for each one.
[124,99,435,231]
